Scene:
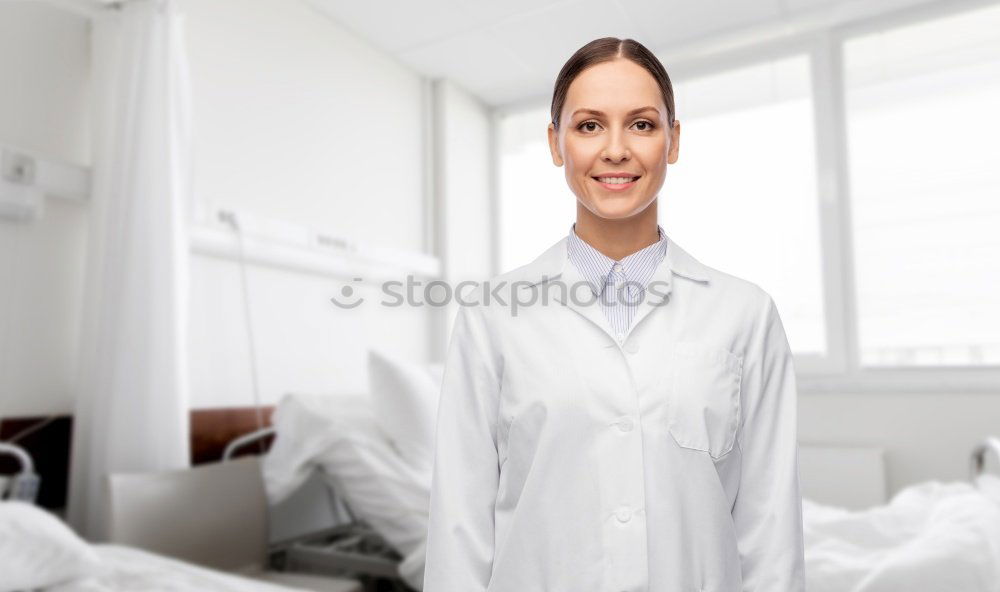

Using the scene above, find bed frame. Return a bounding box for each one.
[971,437,1000,480]
[224,427,414,592]
[0,442,40,502]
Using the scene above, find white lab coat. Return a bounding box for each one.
[423,233,805,592]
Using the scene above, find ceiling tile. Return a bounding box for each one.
[307,0,565,54]
[487,0,647,86]
[397,26,536,102]
[618,0,784,48]
[780,0,843,13]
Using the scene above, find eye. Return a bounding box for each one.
[578,120,602,133]
[632,120,655,131]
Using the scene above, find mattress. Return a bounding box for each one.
[45,544,357,591]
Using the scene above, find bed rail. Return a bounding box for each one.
[0,441,40,502]
[970,436,1000,480]
[223,426,277,461]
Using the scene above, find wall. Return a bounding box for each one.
[799,392,1000,497]
[178,0,432,407]
[431,79,494,355]
[0,2,90,416]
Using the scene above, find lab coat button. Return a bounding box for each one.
[617,418,634,432]
[615,507,631,523]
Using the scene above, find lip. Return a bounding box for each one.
[592,174,641,192]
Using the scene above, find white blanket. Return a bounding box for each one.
[804,474,1000,592]
[46,545,309,591]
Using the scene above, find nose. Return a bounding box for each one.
[601,127,630,162]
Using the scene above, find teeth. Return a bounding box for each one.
[597,176,637,184]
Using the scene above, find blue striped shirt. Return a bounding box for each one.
[565,222,669,342]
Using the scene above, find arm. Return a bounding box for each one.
[732,295,806,592]
[423,303,502,591]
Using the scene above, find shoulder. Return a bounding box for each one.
[668,240,780,342]
[670,239,775,317]
[704,264,774,316]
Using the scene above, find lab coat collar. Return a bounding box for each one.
[512,233,711,343]
[516,232,711,290]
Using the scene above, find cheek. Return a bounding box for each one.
[639,139,668,166]
[563,141,599,175]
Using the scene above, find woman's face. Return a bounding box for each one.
[548,58,680,221]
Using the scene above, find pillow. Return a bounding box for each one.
[0,501,104,592]
[262,393,429,589]
[367,349,442,476]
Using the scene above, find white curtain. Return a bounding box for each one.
[68,0,192,541]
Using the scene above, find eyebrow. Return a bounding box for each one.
[572,106,659,118]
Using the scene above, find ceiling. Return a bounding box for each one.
[305,0,937,110]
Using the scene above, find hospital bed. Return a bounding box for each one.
[251,386,1000,592]
[236,393,424,591]
[0,441,363,592]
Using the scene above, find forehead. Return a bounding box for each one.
[563,58,664,117]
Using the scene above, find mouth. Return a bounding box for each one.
[592,175,641,191]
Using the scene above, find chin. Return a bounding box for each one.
[584,198,650,221]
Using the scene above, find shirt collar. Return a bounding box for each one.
[565,222,669,297]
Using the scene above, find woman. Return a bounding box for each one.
[423,37,805,592]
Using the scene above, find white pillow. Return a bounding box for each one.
[0,501,104,592]
[367,349,442,476]
[262,393,429,589]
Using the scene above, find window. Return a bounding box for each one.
[665,54,827,356]
[844,3,1000,367]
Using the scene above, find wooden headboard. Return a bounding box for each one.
[190,406,276,464]
[0,406,276,510]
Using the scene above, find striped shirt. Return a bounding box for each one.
[565,222,669,342]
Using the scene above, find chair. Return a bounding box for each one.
[105,456,362,592]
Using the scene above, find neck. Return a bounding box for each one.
[574,201,660,261]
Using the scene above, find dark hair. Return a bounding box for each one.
[550,37,675,132]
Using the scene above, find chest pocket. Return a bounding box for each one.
[665,341,743,459]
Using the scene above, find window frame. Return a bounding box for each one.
[490,0,1000,394]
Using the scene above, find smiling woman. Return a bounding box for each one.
[424,36,805,592]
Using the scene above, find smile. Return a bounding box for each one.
[592,176,640,191]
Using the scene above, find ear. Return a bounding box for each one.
[667,119,681,164]
[547,122,564,167]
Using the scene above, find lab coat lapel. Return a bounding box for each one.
[628,252,674,334]
[553,254,619,344]
[515,236,617,345]
[629,236,711,333]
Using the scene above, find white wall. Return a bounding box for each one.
[432,79,494,356]
[437,79,493,283]
[0,2,90,416]
[179,0,433,408]
[800,393,1000,496]
[179,0,425,250]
